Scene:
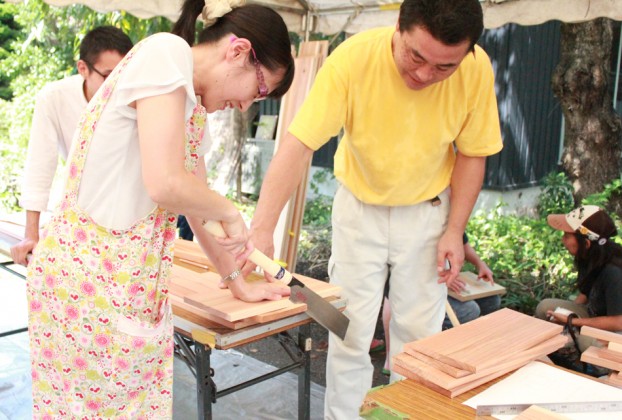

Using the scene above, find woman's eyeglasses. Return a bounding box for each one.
[250,47,269,100]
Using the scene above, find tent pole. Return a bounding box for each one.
[304,10,311,41]
[329,8,362,47]
[614,22,622,110]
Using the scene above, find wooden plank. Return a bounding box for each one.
[172,263,341,322]
[581,346,622,371]
[170,240,342,327]
[272,55,320,272]
[252,304,307,323]
[610,342,622,352]
[278,41,329,273]
[515,405,570,419]
[581,326,622,345]
[404,308,563,373]
[607,372,622,388]
[173,239,215,270]
[448,272,506,302]
[394,334,567,393]
[405,348,473,378]
[362,375,504,420]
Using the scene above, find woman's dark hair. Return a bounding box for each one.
[398,0,483,53]
[575,232,622,290]
[172,1,294,98]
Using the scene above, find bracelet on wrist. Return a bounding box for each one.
[222,269,241,282]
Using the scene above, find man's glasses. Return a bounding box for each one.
[85,61,111,80]
[250,47,269,100]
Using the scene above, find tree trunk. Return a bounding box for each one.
[551,18,622,212]
[204,106,257,198]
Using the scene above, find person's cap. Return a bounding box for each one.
[547,205,617,241]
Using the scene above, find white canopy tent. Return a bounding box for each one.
[7,0,622,35]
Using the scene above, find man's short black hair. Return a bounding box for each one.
[79,26,134,64]
[398,0,484,52]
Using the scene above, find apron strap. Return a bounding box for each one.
[62,39,149,205]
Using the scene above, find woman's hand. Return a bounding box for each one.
[212,215,254,261]
[477,263,494,285]
[546,309,569,325]
[223,274,291,302]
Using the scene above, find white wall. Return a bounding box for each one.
[305,165,542,217]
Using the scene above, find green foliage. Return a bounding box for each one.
[308,168,335,196]
[581,178,622,208]
[0,1,21,100]
[467,204,576,315]
[303,195,333,226]
[536,171,574,218]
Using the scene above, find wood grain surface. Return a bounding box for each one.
[404,308,563,373]
[448,271,506,302]
[170,239,342,327]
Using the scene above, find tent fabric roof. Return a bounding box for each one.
[7,0,622,34]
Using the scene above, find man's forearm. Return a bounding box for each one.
[252,132,314,235]
[24,210,42,240]
[447,153,486,236]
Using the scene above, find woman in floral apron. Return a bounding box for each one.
[26,1,294,418]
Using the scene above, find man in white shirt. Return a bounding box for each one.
[10,26,133,265]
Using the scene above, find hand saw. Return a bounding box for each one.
[202,220,350,340]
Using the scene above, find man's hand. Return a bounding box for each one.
[10,237,37,266]
[241,227,276,280]
[436,231,465,290]
[447,276,467,293]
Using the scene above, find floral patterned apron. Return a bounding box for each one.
[26,38,206,419]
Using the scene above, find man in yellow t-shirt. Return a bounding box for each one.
[250,0,502,417]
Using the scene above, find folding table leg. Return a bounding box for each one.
[196,342,214,420]
[297,323,312,420]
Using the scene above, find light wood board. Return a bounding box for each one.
[272,41,329,273]
[404,308,564,373]
[395,334,567,395]
[448,271,506,302]
[581,326,622,345]
[171,261,341,323]
[515,405,570,419]
[581,346,622,371]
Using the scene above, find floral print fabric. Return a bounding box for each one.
[26,38,206,419]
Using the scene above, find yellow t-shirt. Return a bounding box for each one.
[289,27,503,206]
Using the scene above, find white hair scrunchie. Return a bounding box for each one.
[201,0,246,27]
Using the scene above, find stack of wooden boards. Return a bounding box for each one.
[392,308,567,397]
[580,326,622,387]
[272,40,329,273]
[170,239,342,330]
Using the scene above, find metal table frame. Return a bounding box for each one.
[0,258,29,338]
[173,323,313,420]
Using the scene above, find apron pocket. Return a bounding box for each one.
[116,301,171,338]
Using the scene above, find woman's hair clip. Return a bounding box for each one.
[598,238,607,246]
[201,0,246,28]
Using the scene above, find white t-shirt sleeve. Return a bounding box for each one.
[20,75,86,212]
[114,33,197,121]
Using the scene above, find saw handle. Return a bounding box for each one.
[203,220,293,284]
